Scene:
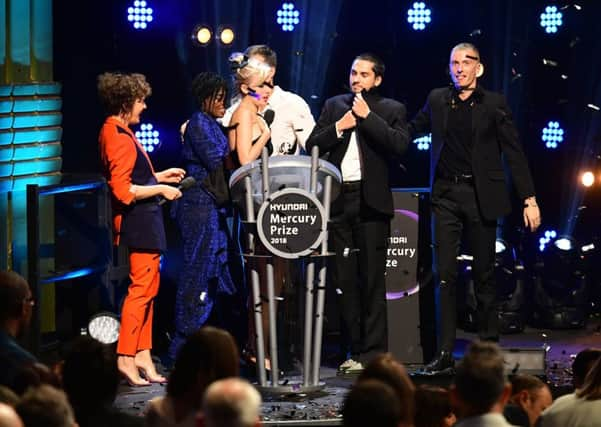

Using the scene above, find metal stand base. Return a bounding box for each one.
[257,381,326,395]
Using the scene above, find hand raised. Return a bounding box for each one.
[336,110,357,132]
[352,92,370,119]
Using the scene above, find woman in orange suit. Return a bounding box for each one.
[97,72,185,386]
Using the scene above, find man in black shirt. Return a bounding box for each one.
[410,43,541,372]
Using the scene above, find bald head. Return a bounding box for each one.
[203,378,261,427]
[0,403,24,427]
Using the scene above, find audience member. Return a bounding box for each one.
[357,352,415,425]
[0,403,23,427]
[0,387,19,406]
[414,385,456,427]
[200,378,262,427]
[15,384,77,427]
[571,348,601,390]
[539,356,601,427]
[145,327,239,427]
[62,335,143,427]
[343,379,403,427]
[0,271,37,390]
[503,374,551,427]
[450,341,513,426]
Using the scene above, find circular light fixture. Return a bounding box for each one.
[87,312,120,344]
[581,171,595,187]
[192,25,212,46]
[219,27,235,45]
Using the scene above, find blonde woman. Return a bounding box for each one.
[227,53,273,165]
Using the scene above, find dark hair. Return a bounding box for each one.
[357,353,415,424]
[244,45,277,68]
[167,326,239,399]
[572,348,601,389]
[62,336,120,410]
[0,270,29,323]
[454,341,506,414]
[343,379,402,427]
[97,72,151,116]
[414,385,453,427]
[191,72,228,114]
[354,53,385,77]
[577,356,601,400]
[16,385,75,427]
[509,374,547,398]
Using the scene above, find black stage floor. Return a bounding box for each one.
[114,318,601,426]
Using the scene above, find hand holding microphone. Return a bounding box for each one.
[158,176,196,205]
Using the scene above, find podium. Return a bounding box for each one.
[229,147,341,393]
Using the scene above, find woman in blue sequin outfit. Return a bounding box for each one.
[168,72,242,362]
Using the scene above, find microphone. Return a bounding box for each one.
[158,176,196,205]
[263,109,275,126]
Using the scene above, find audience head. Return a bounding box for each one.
[192,72,228,119]
[97,72,151,124]
[0,387,19,407]
[451,341,510,416]
[0,403,23,427]
[11,362,60,396]
[61,335,120,410]
[414,385,456,427]
[15,385,76,427]
[201,378,261,427]
[167,327,239,404]
[244,45,277,70]
[509,374,552,426]
[0,271,33,336]
[572,348,601,389]
[357,353,415,425]
[228,52,273,105]
[343,379,402,427]
[576,355,601,400]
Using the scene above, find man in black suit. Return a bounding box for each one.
[410,43,541,372]
[307,53,409,372]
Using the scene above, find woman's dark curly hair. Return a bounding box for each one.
[191,72,228,113]
[97,72,151,116]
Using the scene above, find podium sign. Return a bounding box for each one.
[257,188,326,259]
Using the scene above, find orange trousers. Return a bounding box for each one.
[117,250,161,356]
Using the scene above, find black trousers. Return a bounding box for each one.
[330,184,389,363]
[431,178,498,352]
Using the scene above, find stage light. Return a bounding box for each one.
[87,312,120,344]
[407,2,432,31]
[539,229,557,252]
[581,243,595,253]
[541,121,564,149]
[413,133,431,151]
[218,27,235,45]
[192,25,212,46]
[496,238,508,254]
[127,0,154,30]
[581,171,595,187]
[540,5,563,34]
[554,236,575,251]
[276,2,301,32]
[135,123,160,153]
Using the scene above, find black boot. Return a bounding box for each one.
[423,350,454,373]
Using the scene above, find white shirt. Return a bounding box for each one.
[539,392,601,427]
[221,86,315,156]
[340,130,363,182]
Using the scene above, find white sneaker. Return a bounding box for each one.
[345,360,365,374]
[338,358,357,372]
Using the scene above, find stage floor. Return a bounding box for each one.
[114,317,601,426]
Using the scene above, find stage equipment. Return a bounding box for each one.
[218,27,235,45]
[407,2,432,31]
[276,3,301,32]
[127,0,154,30]
[87,311,120,344]
[135,123,160,153]
[541,120,564,149]
[531,236,588,329]
[229,147,340,393]
[192,25,212,46]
